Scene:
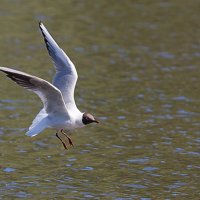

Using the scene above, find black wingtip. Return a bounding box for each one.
[38,21,44,34]
[38,21,42,27]
[0,69,35,90]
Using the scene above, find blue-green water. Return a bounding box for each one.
[0,1,200,199]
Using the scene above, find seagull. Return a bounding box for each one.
[0,22,99,149]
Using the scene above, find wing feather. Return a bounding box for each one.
[0,67,68,115]
[39,22,78,109]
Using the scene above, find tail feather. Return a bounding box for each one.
[26,116,48,137]
[26,127,45,137]
[29,108,47,130]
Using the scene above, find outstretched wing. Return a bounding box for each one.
[39,22,78,110]
[0,67,68,115]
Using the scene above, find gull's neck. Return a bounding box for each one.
[68,106,84,128]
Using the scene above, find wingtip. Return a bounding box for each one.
[0,67,9,74]
[38,21,43,28]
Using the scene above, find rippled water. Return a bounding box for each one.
[0,0,200,199]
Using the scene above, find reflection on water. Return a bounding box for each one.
[0,0,200,199]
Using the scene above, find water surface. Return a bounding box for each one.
[0,1,200,199]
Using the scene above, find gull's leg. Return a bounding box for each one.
[56,131,68,150]
[61,129,74,147]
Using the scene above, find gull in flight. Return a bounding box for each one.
[0,22,99,149]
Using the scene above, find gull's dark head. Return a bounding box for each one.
[82,113,99,125]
